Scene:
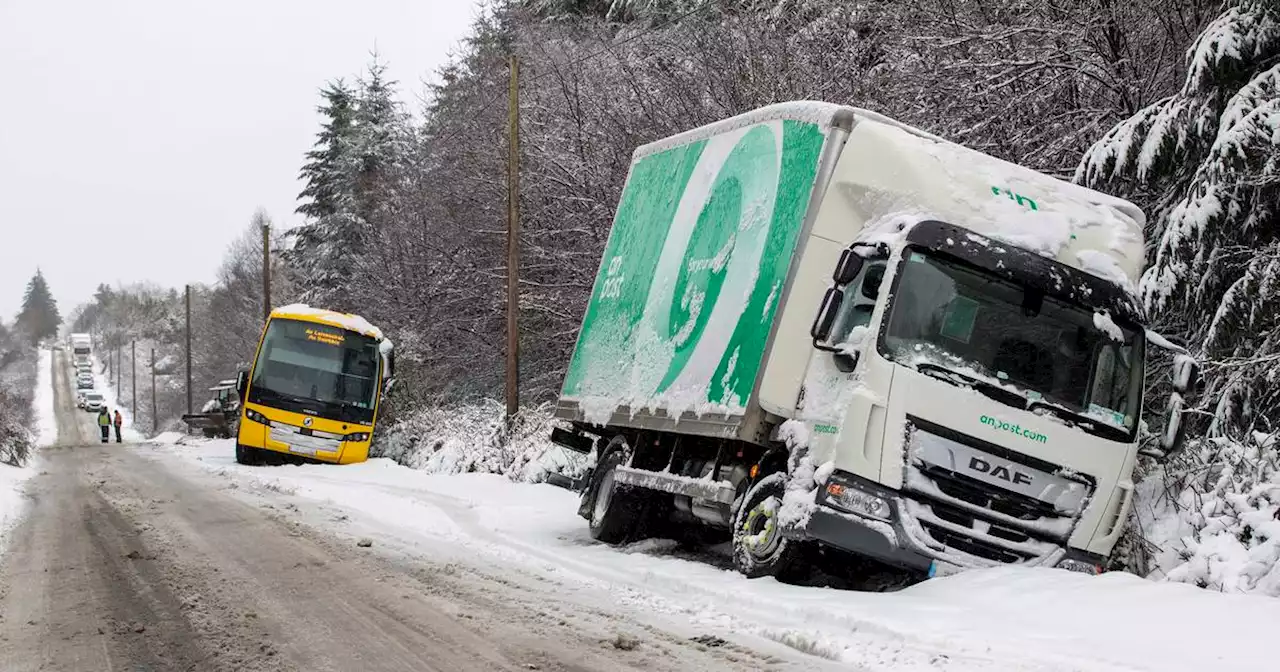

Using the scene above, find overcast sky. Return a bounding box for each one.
[0,0,482,322]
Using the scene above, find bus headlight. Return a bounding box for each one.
[244,408,269,425]
[344,432,370,442]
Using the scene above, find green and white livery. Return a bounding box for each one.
[560,111,828,434]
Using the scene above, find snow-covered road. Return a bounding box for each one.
[144,434,1280,672]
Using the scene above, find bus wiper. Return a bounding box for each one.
[915,362,1028,409]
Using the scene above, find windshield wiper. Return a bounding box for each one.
[915,362,1028,410]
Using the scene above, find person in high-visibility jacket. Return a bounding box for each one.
[96,407,110,443]
[113,410,123,443]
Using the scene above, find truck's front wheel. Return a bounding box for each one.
[733,474,810,581]
[587,449,643,544]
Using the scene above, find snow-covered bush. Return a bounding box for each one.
[1138,434,1280,595]
[373,399,586,483]
[0,347,37,467]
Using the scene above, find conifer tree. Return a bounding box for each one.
[15,269,60,346]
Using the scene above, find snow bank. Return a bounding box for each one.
[33,348,55,447]
[375,399,586,483]
[0,348,49,553]
[1136,433,1280,596]
[152,437,1280,672]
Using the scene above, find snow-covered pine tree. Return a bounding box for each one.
[1078,0,1280,435]
[15,269,60,346]
[1078,0,1280,594]
[291,79,360,308]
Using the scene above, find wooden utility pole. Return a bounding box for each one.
[131,340,137,420]
[262,222,271,323]
[505,53,521,429]
[185,284,193,415]
[150,348,157,435]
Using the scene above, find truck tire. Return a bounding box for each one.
[235,443,260,466]
[732,473,811,582]
[587,449,644,544]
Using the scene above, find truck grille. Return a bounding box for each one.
[901,421,1092,568]
[920,464,1058,522]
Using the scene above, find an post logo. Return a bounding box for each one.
[979,415,1047,443]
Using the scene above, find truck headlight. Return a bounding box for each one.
[344,432,370,442]
[244,408,269,425]
[823,479,892,520]
[1057,558,1103,575]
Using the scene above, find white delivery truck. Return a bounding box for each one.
[70,333,92,367]
[550,102,1200,579]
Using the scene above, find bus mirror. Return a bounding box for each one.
[383,377,397,397]
[236,370,248,402]
[834,249,864,285]
[1172,355,1201,395]
[811,287,844,343]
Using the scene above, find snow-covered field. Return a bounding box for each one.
[0,349,54,548]
[145,435,1279,672]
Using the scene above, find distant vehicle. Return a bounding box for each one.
[83,392,104,412]
[76,375,94,390]
[70,333,92,364]
[76,390,88,408]
[234,304,395,466]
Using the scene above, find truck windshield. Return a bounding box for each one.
[881,250,1143,437]
[248,318,380,422]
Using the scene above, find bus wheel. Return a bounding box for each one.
[235,443,260,466]
[732,474,811,582]
[587,449,643,544]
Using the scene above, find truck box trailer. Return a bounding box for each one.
[552,102,1199,579]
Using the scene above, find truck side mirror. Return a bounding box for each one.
[833,250,864,285]
[236,370,248,402]
[383,377,397,397]
[811,287,844,343]
[1141,392,1189,461]
[1171,355,1201,395]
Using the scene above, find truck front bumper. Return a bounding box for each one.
[792,470,1103,576]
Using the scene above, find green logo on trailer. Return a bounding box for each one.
[562,120,826,419]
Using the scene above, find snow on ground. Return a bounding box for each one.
[145,436,1280,672]
[1,348,53,551]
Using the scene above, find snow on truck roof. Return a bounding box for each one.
[634,101,1146,288]
[272,304,385,340]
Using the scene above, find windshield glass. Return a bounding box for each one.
[249,318,381,419]
[881,250,1143,434]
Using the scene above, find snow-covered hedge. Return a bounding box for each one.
[373,399,587,483]
[1137,433,1280,595]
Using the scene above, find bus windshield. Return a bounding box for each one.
[248,318,381,423]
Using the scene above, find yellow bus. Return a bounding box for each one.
[234,304,395,465]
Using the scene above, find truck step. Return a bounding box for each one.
[613,466,736,505]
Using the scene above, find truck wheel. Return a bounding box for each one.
[235,443,260,466]
[732,474,811,581]
[587,449,643,544]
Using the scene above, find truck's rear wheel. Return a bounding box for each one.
[587,449,644,544]
[732,474,811,581]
